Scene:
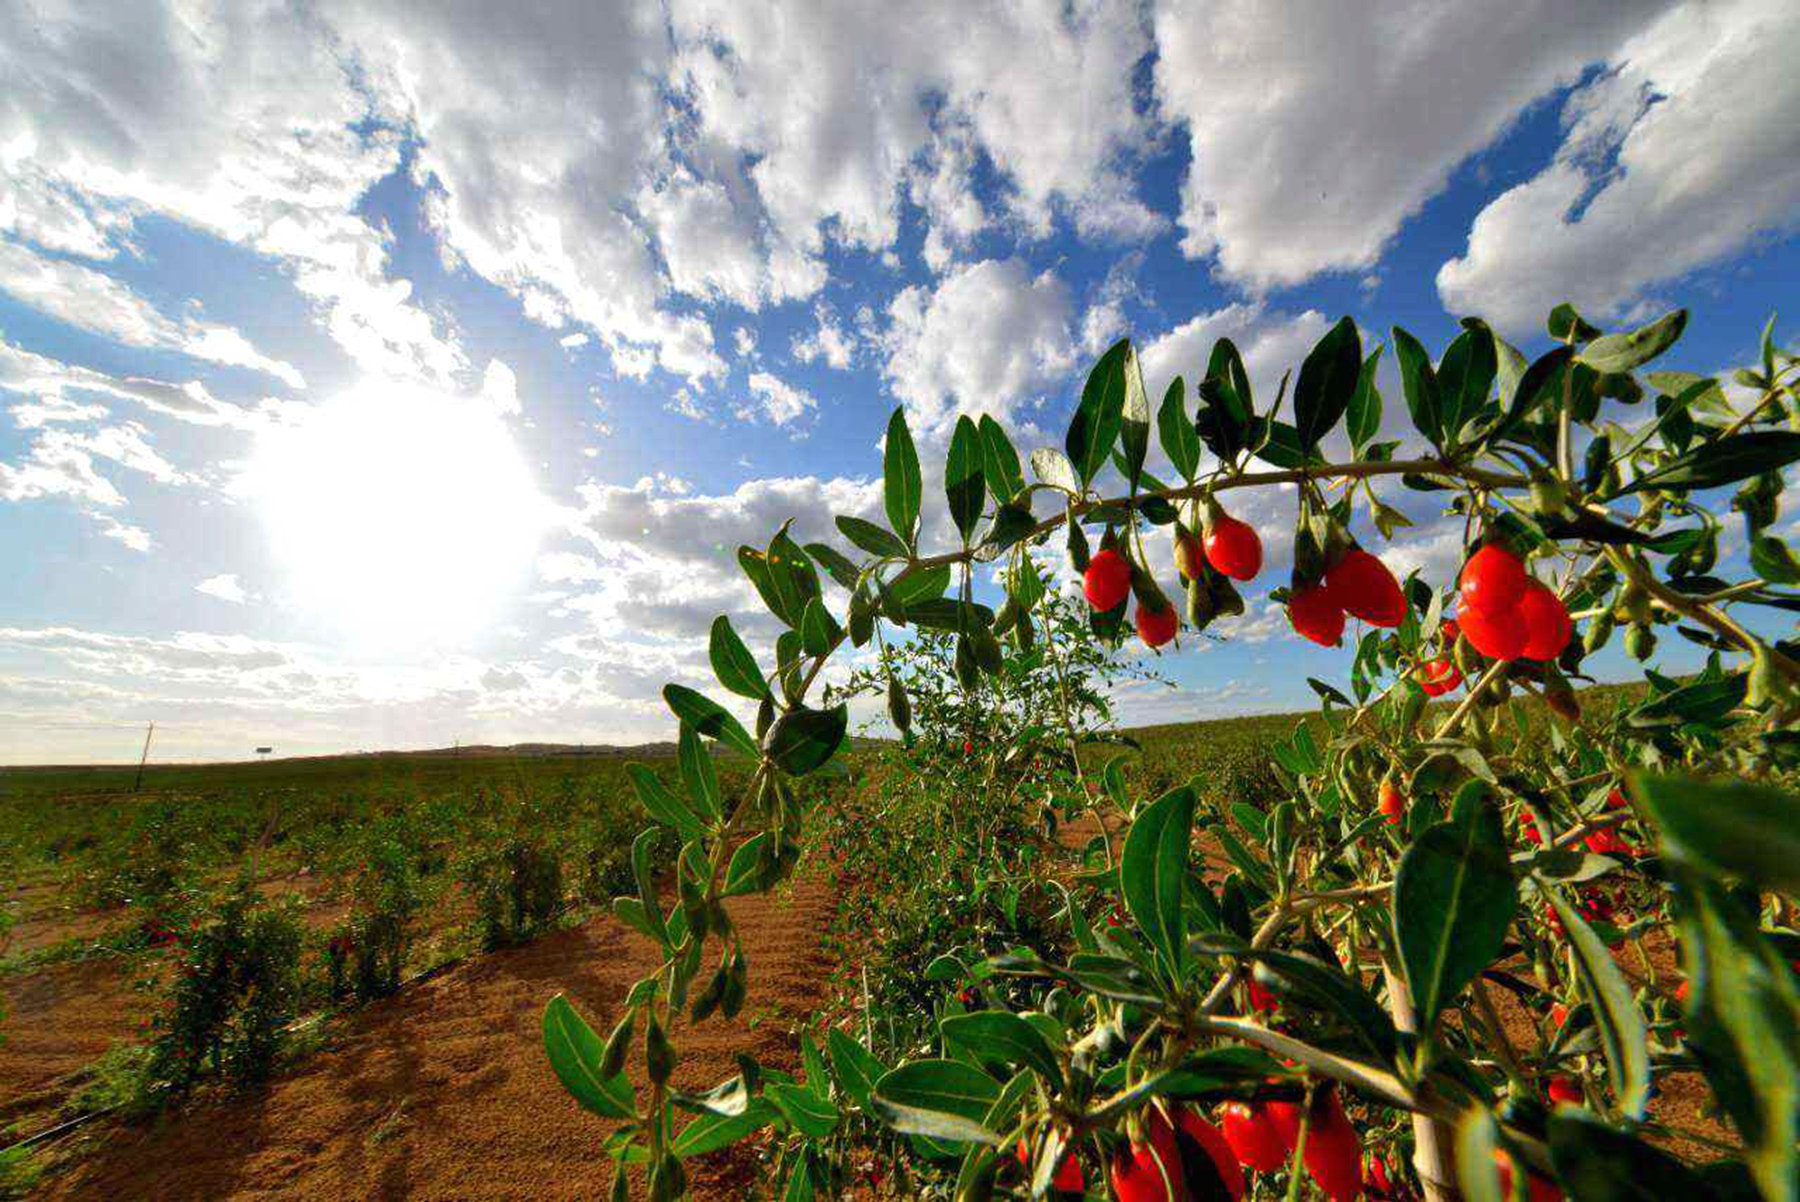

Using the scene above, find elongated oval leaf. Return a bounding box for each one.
[800,596,840,657]
[763,703,848,776]
[1345,349,1383,450]
[1632,772,1800,896]
[672,1098,778,1159]
[721,833,769,897]
[1157,376,1201,481]
[1120,785,1195,980]
[663,684,760,760]
[1542,883,1649,1118]
[871,1060,1003,1144]
[1029,446,1081,494]
[677,722,721,820]
[940,1011,1062,1087]
[1393,325,1443,446]
[1547,1109,1705,1200]
[828,1029,887,1111]
[978,414,1026,504]
[884,407,922,548]
[1578,309,1687,373]
[1294,316,1361,450]
[1393,806,1517,1029]
[1619,430,1800,496]
[1437,325,1497,442]
[739,545,797,627]
[627,762,706,840]
[1119,343,1152,490]
[709,615,769,701]
[1067,339,1130,487]
[767,1081,840,1138]
[945,415,986,541]
[836,514,910,559]
[543,994,636,1120]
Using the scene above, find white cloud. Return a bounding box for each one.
[739,371,817,428]
[196,574,251,604]
[559,331,590,349]
[1137,303,1331,415]
[882,257,1077,436]
[792,306,857,371]
[480,358,520,417]
[0,2,465,384]
[1153,1,1671,289]
[0,339,278,431]
[0,242,305,388]
[1438,0,1800,333]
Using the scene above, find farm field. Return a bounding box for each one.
[0,676,1739,1199]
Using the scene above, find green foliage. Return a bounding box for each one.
[524,302,1800,1201]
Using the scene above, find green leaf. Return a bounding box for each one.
[803,541,859,590]
[1119,342,1152,490]
[543,994,636,1120]
[836,514,910,559]
[903,598,996,631]
[721,834,769,897]
[1248,950,1398,1063]
[627,762,707,841]
[1452,1108,1506,1202]
[767,1081,840,1138]
[663,684,760,760]
[1157,376,1200,481]
[800,596,840,657]
[889,563,952,607]
[1752,535,1800,585]
[827,1029,887,1112]
[871,1060,1004,1145]
[1628,675,1748,727]
[1119,785,1195,981]
[1294,316,1361,450]
[1437,326,1497,443]
[945,415,987,542]
[940,1011,1062,1087]
[1542,884,1649,1118]
[1632,773,1800,895]
[739,546,798,627]
[1548,302,1601,343]
[671,1099,778,1158]
[1578,309,1688,373]
[1619,430,1800,495]
[1670,871,1800,1202]
[1547,1109,1708,1201]
[1345,348,1383,450]
[1067,339,1130,487]
[1196,337,1255,462]
[1393,807,1518,1029]
[709,615,769,701]
[1492,344,1573,445]
[1028,446,1081,494]
[1393,326,1443,446]
[678,722,722,820]
[762,704,848,777]
[884,407,922,549]
[977,415,1026,504]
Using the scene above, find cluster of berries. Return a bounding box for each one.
[141,919,181,948]
[1080,505,1263,650]
[1455,545,1572,662]
[1415,619,1464,696]
[1094,1093,1364,1202]
[1287,548,1406,648]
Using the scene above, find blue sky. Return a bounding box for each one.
[2,0,1797,762]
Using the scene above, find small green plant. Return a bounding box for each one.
[461,837,565,949]
[147,886,304,1092]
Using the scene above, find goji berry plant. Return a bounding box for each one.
[544,302,1800,1201]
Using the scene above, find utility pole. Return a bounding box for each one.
[133,721,155,792]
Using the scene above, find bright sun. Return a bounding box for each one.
[248,384,551,644]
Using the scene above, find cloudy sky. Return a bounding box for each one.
[3,0,1797,763]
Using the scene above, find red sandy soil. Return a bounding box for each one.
[0,956,149,1138]
[31,868,836,1200]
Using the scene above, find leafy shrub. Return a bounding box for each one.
[330,825,423,1001]
[461,837,565,949]
[147,886,304,1091]
[540,303,1800,1201]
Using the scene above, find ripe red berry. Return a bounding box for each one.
[1173,528,1206,581]
[1301,1090,1363,1202]
[1546,1076,1582,1106]
[1519,812,1542,846]
[1204,513,1263,581]
[1172,1107,1245,1201]
[1289,585,1346,647]
[1549,1002,1570,1030]
[1460,544,1528,615]
[1494,1148,1564,1202]
[962,740,974,756]
[1016,1137,1085,1194]
[1364,1153,1393,1196]
[1517,582,1572,661]
[1439,616,1461,645]
[1584,827,1629,856]
[1136,603,1179,649]
[1379,779,1405,826]
[1247,979,1279,1014]
[1459,604,1529,660]
[1675,980,1690,1005]
[1109,1107,1188,1202]
[1606,786,1628,810]
[1220,1102,1287,1174]
[1325,549,1405,627]
[1418,656,1462,697]
[1084,548,1132,611]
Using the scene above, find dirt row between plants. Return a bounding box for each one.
[27,867,839,1200]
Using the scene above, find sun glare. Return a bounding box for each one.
[248,384,551,644]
